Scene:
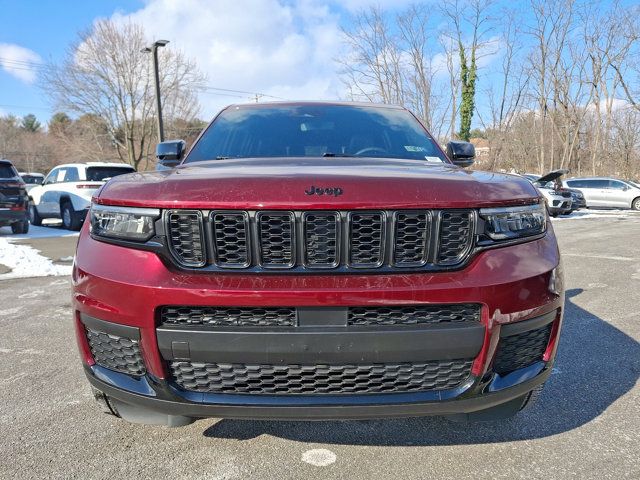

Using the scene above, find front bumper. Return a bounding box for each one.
[73,223,564,421]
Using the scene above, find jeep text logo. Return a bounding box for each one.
[305,185,343,197]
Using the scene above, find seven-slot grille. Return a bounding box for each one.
[166,209,475,271]
[169,359,474,395]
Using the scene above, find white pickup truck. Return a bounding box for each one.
[29,162,136,230]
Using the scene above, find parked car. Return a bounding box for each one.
[0,159,29,234]
[29,162,136,230]
[563,177,640,210]
[75,102,564,427]
[523,170,572,216]
[19,172,45,192]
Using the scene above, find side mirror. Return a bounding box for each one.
[446,141,475,167]
[156,140,185,170]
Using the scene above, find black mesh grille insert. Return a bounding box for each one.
[349,212,384,267]
[86,328,145,376]
[167,211,205,267]
[212,212,249,267]
[493,323,553,375]
[160,306,296,327]
[348,304,481,326]
[304,212,339,267]
[393,212,430,266]
[258,212,295,267]
[169,359,473,395]
[164,209,479,271]
[438,210,473,265]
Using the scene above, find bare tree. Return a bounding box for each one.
[42,19,204,170]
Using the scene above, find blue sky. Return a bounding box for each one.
[0,0,629,131]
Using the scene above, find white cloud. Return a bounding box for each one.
[0,43,41,83]
[334,0,415,12]
[112,0,348,118]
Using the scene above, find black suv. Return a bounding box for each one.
[0,159,29,234]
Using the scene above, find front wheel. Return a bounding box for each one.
[632,198,640,211]
[29,203,42,226]
[61,201,83,231]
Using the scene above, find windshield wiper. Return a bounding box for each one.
[322,152,355,157]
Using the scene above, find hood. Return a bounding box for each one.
[537,169,569,184]
[96,157,540,210]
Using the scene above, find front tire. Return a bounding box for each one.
[632,197,640,211]
[29,203,42,226]
[61,201,83,231]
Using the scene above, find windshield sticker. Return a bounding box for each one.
[404,145,427,152]
[424,156,443,162]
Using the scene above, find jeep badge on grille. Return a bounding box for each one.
[305,185,343,197]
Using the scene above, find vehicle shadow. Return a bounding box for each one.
[201,288,639,445]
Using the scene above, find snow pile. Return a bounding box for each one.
[0,237,72,280]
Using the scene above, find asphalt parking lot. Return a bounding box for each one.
[0,212,638,479]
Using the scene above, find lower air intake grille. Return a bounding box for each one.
[167,210,205,267]
[348,304,481,326]
[160,306,296,327]
[169,359,473,395]
[493,323,553,375]
[85,328,145,376]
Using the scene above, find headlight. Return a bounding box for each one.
[90,204,160,241]
[479,203,546,240]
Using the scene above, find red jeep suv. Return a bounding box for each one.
[73,102,564,427]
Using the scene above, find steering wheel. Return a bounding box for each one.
[354,147,388,156]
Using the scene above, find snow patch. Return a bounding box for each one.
[301,448,337,467]
[0,237,72,279]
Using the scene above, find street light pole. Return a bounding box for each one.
[142,40,169,143]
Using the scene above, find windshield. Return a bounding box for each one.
[186,104,447,163]
[86,166,135,181]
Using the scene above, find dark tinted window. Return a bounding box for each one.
[568,179,607,188]
[0,164,18,178]
[21,175,44,184]
[186,105,447,163]
[86,166,134,181]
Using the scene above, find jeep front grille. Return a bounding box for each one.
[169,359,473,395]
[165,209,475,272]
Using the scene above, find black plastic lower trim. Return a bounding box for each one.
[156,322,485,364]
[84,363,552,421]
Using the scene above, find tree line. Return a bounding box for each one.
[340,0,640,179]
[1,1,639,180]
